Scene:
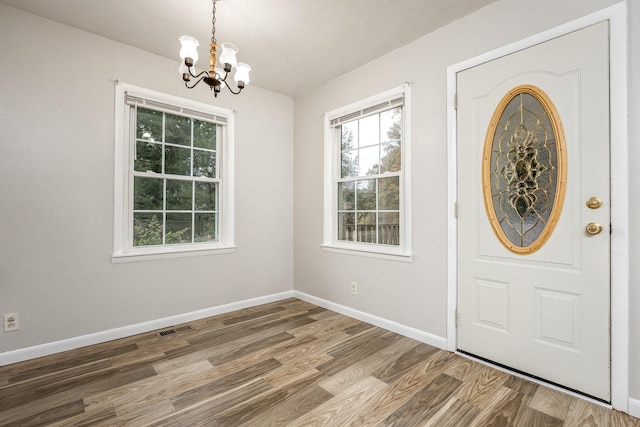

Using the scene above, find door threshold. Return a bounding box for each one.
[456,349,611,407]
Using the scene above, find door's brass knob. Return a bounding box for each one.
[586,197,603,209]
[586,222,603,235]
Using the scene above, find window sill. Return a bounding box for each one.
[112,245,237,263]
[321,243,413,263]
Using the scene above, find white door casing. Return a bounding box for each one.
[456,21,610,401]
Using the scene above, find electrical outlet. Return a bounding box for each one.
[4,313,19,332]
[350,281,358,295]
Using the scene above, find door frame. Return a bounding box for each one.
[446,3,628,410]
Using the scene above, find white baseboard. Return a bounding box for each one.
[629,398,640,418]
[0,290,447,366]
[293,291,447,350]
[0,291,294,366]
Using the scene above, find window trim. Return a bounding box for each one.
[113,82,235,262]
[322,84,412,261]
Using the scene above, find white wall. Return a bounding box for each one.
[0,5,294,354]
[294,0,637,402]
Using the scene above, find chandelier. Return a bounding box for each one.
[178,0,251,97]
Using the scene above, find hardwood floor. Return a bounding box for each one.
[1,298,638,426]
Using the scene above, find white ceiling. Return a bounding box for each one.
[0,0,497,97]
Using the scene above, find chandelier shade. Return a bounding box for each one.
[234,63,251,86]
[178,0,250,97]
[178,35,199,65]
[219,43,238,71]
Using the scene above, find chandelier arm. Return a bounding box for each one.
[217,73,241,94]
[184,76,208,89]
[188,66,209,80]
[224,84,242,95]
[216,73,243,95]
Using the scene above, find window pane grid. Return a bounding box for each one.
[336,106,402,247]
[132,180,219,247]
[132,106,220,247]
[336,179,401,246]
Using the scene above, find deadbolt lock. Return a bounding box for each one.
[586,197,603,209]
[585,222,603,235]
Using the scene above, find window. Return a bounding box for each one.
[323,84,412,260]
[113,83,235,261]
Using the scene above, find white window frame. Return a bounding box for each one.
[322,84,412,261]
[113,82,235,262]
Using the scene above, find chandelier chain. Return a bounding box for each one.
[211,0,217,44]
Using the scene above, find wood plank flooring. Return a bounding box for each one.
[1,298,638,426]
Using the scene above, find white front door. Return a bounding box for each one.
[457,21,611,401]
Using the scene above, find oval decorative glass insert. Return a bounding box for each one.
[482,85,567,254]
